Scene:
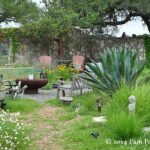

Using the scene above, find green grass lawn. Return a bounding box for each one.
[3,88,150,150]
[46,91,150,150]
[6,98,40,113]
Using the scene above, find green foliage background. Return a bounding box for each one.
[144,36,150,68]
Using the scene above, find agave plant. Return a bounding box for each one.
[83,48,146,96]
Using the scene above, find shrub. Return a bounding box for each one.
[43,64,79,89]
[83,48,146,96]
[0,110,30,149]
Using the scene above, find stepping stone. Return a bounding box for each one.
[93,116,106,123]
[143,127,150,133]
[59,96,73,103]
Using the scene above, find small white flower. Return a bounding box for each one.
[25,137,30,141]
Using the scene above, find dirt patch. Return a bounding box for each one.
[28,106,65,150]
[38,106,63,119]
[27,105,81,150]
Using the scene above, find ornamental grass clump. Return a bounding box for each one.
[108,112,143,140]
[103,84,150,141]
[0,110,30,149]
[83,48,146,96]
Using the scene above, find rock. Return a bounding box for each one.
[93,116,106,123]
[90,131,99,138]
[132,34,136,37]
[143,127,150,133]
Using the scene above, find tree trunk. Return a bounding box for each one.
[142,18,150,33]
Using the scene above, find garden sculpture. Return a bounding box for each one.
[128,95,136,112]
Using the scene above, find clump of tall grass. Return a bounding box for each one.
[107,112,143,140]
[132,85,150,126]
[6,98,40,113]
[103,85,131,116]
[104,84,150,140]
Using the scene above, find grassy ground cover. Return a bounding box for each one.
[3,86,150,149]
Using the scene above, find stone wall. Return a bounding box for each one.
[65,29,145,62]
[15,39,59,66]
[0,29,145,66]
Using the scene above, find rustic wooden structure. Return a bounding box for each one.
[57,74,88,103]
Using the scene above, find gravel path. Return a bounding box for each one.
[23,89,58,103]
[22,88,91,103]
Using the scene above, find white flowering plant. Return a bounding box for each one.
[0,109,30,150]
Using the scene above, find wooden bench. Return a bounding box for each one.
[59,97,73,104]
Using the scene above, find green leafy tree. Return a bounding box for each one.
[21,0,77,41]
[101,0,150,32]
[51,0,150,33]
[0,0,38,24]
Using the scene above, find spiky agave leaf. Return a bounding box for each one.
[83,48,146,96]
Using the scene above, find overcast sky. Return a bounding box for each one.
[0,0,149,37]
[117,18,149,36]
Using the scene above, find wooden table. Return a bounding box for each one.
[16,78,48,94]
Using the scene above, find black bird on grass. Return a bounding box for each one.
[90,131,99,138]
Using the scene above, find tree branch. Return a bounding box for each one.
[104,13,137,26]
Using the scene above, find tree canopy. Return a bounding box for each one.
[19,0,77,41]
[101,0,150,32]
[49,0,150,33]
[1,0,150,41]
[0,0,38,24]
